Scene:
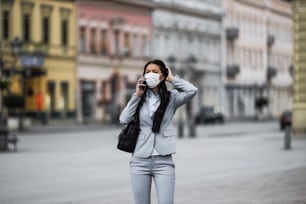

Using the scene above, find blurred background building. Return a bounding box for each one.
[224,0,293,120]
[0,0,295,128]
[152,0,223,127]
[292,0,306,135]
[151,0,223,136]
[0,0,77,128]
[77,0,153,124]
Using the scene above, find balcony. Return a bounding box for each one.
[110,17,126,30]
[226,27,239,41]
[289,65,293,77]
[226,64,240,79]
[267,35,275,47]
[267,66,277,81]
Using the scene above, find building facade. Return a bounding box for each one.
[0,0,77,124]
[224,0,293,120]
[293,0,306,135]
[77,0,154,123]
[152,0,224,114]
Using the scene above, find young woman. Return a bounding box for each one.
[119,59,198,204]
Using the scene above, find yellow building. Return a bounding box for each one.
[293,0,306,135]
[0,0,77,124]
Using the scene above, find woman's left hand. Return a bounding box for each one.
[166,66,174,83]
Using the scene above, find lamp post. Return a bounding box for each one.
[0,59,17,151]
[186,55,197,138]
[10,37,24,130]
[167,55,184,138]
[11,37,22,55]
[266,34,276,119]
[0,53,9,151]
[0,56,8,128]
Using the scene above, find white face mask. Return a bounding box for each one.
[144,72,161,88]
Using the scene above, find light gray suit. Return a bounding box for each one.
[119,75,198,204]
[119,75,198,158]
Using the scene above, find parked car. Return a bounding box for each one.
[279,110,292,130]
[195,106,225,124]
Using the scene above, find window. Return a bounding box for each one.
[188,36,194,52]
[114,30,120,56]
[241,48,246,66]
[61,19,68,46]
[47,81,56,114]
[60,8,70,47]
[79,27,86,53]
[251,50,256,69]
[41,5,53,45]
[42,17,50,44]
[123,33,131,57]
[2,11,9,40]
[60,82,69,112]
[23,14,31,42]
[142,35,148,57]
[90,28,96,54]
[133,34,138,57]
[100,30,108,55]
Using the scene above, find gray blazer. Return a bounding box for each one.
[119,75,198,158]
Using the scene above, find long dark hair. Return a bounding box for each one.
[141,59,170,133]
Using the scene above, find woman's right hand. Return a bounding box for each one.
[134,77,146,97]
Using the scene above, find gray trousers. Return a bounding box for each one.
[130,155,175,204]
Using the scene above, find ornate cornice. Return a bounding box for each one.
[40,4,54,17]
[153,11,221,35]
[112,0,154,9]
[79,0,154,10]
[154,1,223,21]
[235,0,292,18]
[21,1,34,13]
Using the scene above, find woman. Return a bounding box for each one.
[119,59,198,204]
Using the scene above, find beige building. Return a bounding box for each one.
[292,0,306,135]
[224,0,293,119]
[0,0,77,125]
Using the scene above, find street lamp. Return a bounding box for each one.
[10,37,24,130]
[266,34,277,119]
[167,55,184,138]
[0,54,10,151]
[0,56,8,126]
[11,37,22,55]
[186,54,197,138]
[0,42,18,151]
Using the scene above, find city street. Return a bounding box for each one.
[0,121,306,204]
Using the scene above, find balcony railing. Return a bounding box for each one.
[267,35,275,47]
[226,27,239,41]
[267,66,277,81]
[226,64,240,78]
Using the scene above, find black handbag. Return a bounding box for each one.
[117,103,141,153]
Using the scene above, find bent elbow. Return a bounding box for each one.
[119,113,131,125]
[119,115,126,124]
[192,86,198,97]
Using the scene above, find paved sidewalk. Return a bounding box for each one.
[17,119,281,136]
[13,119,119,135]
[1,121,306,204]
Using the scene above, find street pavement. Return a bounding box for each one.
[0,121,306,204]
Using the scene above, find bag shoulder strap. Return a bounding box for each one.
[133,94,145,124]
